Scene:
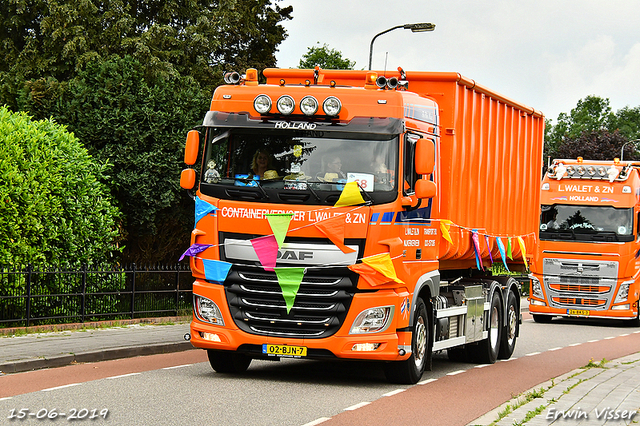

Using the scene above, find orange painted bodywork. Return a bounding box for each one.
[530,159,640,321]
[187,68,544,360]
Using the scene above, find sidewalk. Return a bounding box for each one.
[0,320,192,374]
[469,352,640,425]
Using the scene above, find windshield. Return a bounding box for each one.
[539,204,634,242]
[199,128,398,205]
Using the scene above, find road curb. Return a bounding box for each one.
[0,341,195,375]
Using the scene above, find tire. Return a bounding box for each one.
[384,298,430,384]
[473,291,502,364]
[207,350,252,374]
[533,314,553,323]
[498,290,519,359]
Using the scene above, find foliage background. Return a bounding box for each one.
[0,0,292,264]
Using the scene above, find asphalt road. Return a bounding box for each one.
[1,312,639,425]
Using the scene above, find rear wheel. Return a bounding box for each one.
[498,290,519,359]
[384,298,430,384]
[207,350,252,374]
[473,291,502,364]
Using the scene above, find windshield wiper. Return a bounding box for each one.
[590,231,619,242]
[232,177,269,200]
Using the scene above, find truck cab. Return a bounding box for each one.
[529,158,640,323]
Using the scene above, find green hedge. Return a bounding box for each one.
[0,106,121,266]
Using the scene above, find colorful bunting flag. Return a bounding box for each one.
[195,196,216,225]
[348,263,393,286]
[266,213,293,248]
[250,235,278,271]
[471,230,483,271]
[179,243,212,261]
[507,237,513,260]
[361,253,404,284]
[202,259,232,283]
[484,234,493,263]
[517,236,529,269]
[440,219,453,245]
[496,237,510,271]
[314,215,355,254]
[274,267,305,313]
[334,181,365,207]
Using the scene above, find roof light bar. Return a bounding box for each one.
[548,161,629,181]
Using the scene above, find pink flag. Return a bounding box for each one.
[250,235,278,271]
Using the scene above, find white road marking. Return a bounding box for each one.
[344,402,370,411]
[41,383,81,392]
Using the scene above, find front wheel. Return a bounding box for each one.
[498,290,519,359]
[207,350,252,374]
[384,298,430,384]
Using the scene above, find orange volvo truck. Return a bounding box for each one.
[180,67,544,383]
[530,158,640,324]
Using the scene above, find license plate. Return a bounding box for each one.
[262,344,307,357]
[567,309,590,316]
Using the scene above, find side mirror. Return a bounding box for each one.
[184,130,200,165]
[415,179,436,199]
[415,138,435,175]
[180,168,196,190]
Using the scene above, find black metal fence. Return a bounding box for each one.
[0,263,194,327]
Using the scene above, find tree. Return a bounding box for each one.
[0,0,293,95]
[299,43,356,70]
[0,106,121,266]
[48,56,211,263]
[555,129,637,161]
[545,96,615,159]
[609,106,640,142]
[0,0,293,263]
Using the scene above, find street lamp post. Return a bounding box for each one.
[368,23,435,70]
[620,139,640,161]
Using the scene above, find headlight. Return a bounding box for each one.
[276,95,295,115]
[254,95,272,114]
[322,96,341,116]
[529,275,544,299]
[194,295,224,325]
[614,281,632,304]
[350,306,394,334]
[300,96,319,115]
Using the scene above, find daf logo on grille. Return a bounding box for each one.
[277,250,314,260]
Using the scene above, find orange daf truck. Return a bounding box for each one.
[179,67,544,383]
[530,158,640,324]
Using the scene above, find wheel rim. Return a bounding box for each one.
[414,316,427,369]
[506,305,517,345]
[490,306,499,348]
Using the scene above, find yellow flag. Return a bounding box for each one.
[440,220,453,245]
[334,181,365,207]
[362,253,404,284]
[517,236,528,269]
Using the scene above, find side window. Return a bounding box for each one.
[636,212,640,241]
[403,134,421,195]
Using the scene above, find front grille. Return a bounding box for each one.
[552,297,607,307]
[225,265,356,338]
[543,258,618,310]
[550,284,611,293]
